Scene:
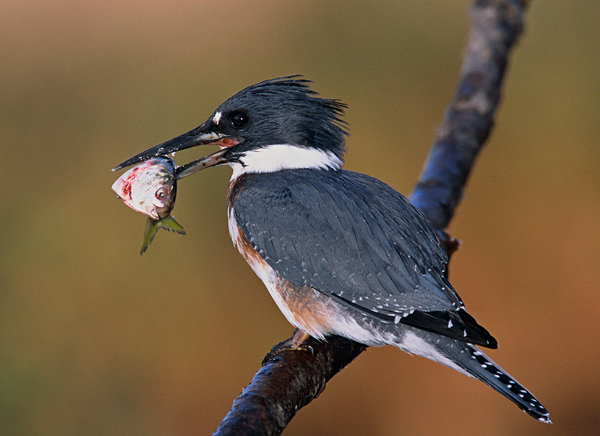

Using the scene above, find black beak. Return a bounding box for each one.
[112,126,241,179]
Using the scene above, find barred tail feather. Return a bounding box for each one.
[397,330,550,423]
[459,344,550,423]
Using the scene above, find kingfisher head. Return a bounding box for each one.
[113,76,348,178]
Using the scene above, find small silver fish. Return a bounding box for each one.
[112,157,185,254]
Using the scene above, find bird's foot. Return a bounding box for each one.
[262,328,313,365]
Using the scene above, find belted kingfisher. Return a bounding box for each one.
[114,76,550,423]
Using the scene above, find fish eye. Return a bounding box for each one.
[230,111,249,128]
[156,188,169,201]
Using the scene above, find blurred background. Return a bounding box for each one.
[1,1,598,435]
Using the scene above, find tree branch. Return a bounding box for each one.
[410,0,528,230]
[213,1,528,434]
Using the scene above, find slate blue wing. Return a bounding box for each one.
[233,169,496,347]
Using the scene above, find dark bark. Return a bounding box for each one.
[213,1,529,434]
[213,337,366,436]
[410,0,528,229]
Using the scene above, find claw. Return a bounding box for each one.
[262,328,312,365]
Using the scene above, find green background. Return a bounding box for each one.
[2,1,598,435]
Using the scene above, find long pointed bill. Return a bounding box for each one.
[174,148,229,179]
[112,128,228,171]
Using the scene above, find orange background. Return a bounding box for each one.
[2,1,598,435]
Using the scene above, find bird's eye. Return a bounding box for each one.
[230,111,249,128]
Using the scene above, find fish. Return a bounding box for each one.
[111,157,185,254]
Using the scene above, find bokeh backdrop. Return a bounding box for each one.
[2,1,599,435]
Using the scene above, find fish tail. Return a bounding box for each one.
[158,215,186,235]
[140,216,186,255]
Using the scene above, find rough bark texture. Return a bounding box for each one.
[410,0,528,229]
[214,337,366,436]
[213,1,529,434]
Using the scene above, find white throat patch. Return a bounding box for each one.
[229,144,343,180]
